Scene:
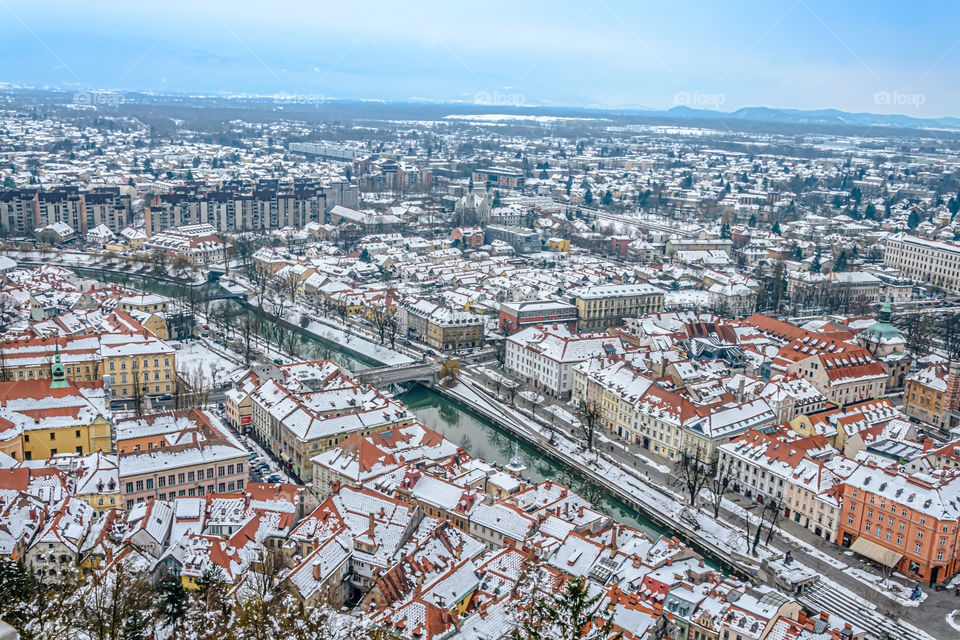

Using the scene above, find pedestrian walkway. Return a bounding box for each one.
[799,580,933,640]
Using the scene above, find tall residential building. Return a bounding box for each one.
[144,182,327,236]
[884,232,960,291]
[0,189,38,236]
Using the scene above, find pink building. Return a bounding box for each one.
[116,409,248,509]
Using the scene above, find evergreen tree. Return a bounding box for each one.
[834,250,848,272]
[864,203,877,220]
[811,247,822,273]
[516,576,622,640]
[156,576,187,630]
[601,190,613,206]
[584,187,593,206]
[720,221,731,239]
[907,209,921,228]
[748,214,757,227]
[771,220,781,234]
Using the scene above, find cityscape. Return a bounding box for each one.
[3,3,960,640]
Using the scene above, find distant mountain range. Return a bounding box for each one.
[646,105,960,130]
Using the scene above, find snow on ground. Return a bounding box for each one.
[946,612,960,633]
[844,566,927,608]
[518,390,544,404]
[478,367,519,388]
[300,315,413,366]
[174,340,242,389]
[722,498,847,569]
[544,404,579,425]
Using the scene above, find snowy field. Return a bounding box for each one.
[175,341,242,389]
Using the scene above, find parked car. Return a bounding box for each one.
[160,393,173,401]
[273,358,284,365]
[266,475,281,483]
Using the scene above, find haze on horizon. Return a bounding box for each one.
[1,0,958,118]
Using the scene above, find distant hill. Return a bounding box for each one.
[658,105,960,130]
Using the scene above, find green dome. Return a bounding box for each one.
[861,319,904,345]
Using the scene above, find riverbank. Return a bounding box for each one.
[431,373,767,580]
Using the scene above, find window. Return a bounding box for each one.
[125,482,133,493]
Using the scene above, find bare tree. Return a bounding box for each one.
[706,455,734,518]
[672,442,711,507]
[575,399,602,452]
[239,314,258,366]
[130,371,145,416]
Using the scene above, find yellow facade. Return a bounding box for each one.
[22,416,112,461]
[142,314,170,340]
[102,352,176,398]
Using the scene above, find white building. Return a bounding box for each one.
[504,323,624,398]
[884,232,960,291]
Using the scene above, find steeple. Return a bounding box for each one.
[50,345,69,389]
[878,301,892,324]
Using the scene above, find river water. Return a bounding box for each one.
[72,267,662,536]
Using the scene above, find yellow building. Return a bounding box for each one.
[118,294,171,314]
[547,237,570,252]
[0,332,176,400]
[570,283,665,331]
[904,363,952,428]
[0,356,113,462]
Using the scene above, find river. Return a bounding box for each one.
[70,266,663,536]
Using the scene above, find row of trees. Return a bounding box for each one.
[0,556,376,640]
[671,443,783,557]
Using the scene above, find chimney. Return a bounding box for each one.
[737,378,745,403]
[367,513,375,538]
[797,610,807,625]
[312,560,323,580]
[945,362,960,413]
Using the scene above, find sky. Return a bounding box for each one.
[1,1,958,117]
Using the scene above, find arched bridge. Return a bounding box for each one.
[201,292,248,302]
[356,362,438,386]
